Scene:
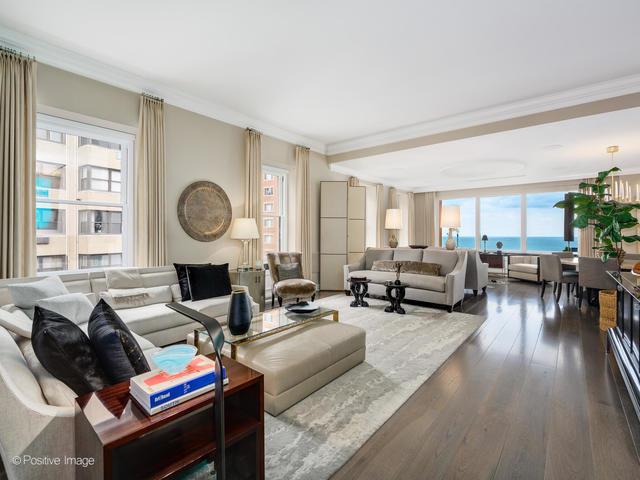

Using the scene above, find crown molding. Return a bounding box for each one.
[326,73,640,156]
[0,25,327,154]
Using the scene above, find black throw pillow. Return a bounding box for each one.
[174,263,211,301]
[186,264,232,301]
[88,299,151,384]
[32,306,109,396]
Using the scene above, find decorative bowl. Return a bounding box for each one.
[151,345,197,375]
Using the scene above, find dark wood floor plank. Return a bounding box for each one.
[331,281,640,480]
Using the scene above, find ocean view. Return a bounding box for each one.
[441,236,572,252]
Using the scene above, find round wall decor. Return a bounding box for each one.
[177,181,232,242]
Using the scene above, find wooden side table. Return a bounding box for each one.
[384,281,407,314]
[349,278,371,307]
[230,269,265,312]
[75,356,264,479]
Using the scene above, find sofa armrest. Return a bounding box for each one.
[445,253,468,306]
[343,257,366,290]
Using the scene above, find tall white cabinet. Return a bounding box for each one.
[320,181,366,290]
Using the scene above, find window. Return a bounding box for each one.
[480,195,521,251]
[79,253,123,269]
[37,255,68,272]
[36,161,65,194]
[35,114,133,273]
[36,207,65,233]
[262,166,287,258]
[526,192,577,252]
[79,210,123,234]
[37,128,65,144]
[441,198,476,248]
[79,165,121,193]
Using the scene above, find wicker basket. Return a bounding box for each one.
[599,289,617,331]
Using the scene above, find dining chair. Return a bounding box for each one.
[540,254,578,302]
[577,257,618,309]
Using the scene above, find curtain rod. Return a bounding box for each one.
[142,92,163,102]
[0,44,35,60]
[246,127,262,135]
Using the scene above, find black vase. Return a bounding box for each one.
[227,287,252,335]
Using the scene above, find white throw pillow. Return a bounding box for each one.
[8,276,69,318]
[105,268,143,289]
[36,293,94,325]
[0,306,33,338]
[99,285,173,310]
[170,283,182,302]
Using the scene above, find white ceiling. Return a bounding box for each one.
[331,107,640,191]
[1,0,640,153]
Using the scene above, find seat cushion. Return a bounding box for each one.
[399,273,446,292]
[509,263,538,274]
[181,295,234,321]
[421,250,459,275]
[236,320,365,396]
[115,303,193,336]
[349,270,395,284]
[274,279,316,297]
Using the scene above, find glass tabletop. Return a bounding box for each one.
[197,305,339,346]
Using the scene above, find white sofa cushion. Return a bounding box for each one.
[115,302,193,336]
[392,248,423,262]
[400,273,446,292]
[0,306,33,338]
[105,268,143,289]
[180,295,235,322]
[0,329,48,406]
[36,293,94,325]
[364,248,394,270]
[349,270,395,284]
[8,276,69,318]
[99,285,173,310]
[421,249,459,275]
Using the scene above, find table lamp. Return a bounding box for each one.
[482,234,488,252]
[385,209,402,248]
[230,218,260,270]
[441,205,461,250]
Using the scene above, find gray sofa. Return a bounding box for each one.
[343,247,468,311]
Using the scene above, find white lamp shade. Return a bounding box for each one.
[441,205,461,228]
[385,209,403,230]
[230,218,260,240]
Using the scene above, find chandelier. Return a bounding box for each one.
[607,145,639,202]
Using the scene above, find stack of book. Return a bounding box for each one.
[130,355,228,415]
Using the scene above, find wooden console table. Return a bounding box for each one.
[75,356,264,479]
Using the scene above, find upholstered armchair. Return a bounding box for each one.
[266,252,317,307]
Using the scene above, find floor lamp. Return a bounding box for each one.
[166,303,226,480]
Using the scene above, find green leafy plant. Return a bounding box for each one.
[554,167,640,266]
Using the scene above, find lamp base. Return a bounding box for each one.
[445,228,456,250]
[388,233,398,248]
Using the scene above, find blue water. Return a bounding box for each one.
[441,236,572,252]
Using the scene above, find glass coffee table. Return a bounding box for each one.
[193,306,339,359]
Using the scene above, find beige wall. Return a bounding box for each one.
[36,64,345,279]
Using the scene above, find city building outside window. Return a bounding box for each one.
[35,114,133,273]
[261,166,287,258]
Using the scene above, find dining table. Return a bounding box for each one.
[560,257,636,271]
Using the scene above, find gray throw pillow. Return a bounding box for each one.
[8,276,69,318]
[36,293,95,325]
[278,263,302,280]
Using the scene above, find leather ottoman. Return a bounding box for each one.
[235,320,366,416]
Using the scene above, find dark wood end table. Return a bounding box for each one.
[384,281,408,314]
[349,278,371,307]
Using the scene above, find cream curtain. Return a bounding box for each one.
[295,146,312,279]
[578,179,597,258]
[407,192,415,245]
[388,186,398,209]
[414,192,436,247]
[0,51,37,278]
[348,176,359,187]
[135,95,167,267]
[376,184,385,247]
[244,129,262,267]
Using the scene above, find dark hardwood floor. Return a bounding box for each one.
[331,279,640,480]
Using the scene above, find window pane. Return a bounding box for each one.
[526,192,575,252]
[480,195,521,251]
[441,198,476,248]
[35,116,129,273]
[262,169,287,260]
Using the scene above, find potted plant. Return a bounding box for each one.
[554,167,640,267]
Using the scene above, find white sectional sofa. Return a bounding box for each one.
[0,266,258,480]
[344,247,468,312]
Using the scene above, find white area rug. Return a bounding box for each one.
[264,295,485,480]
